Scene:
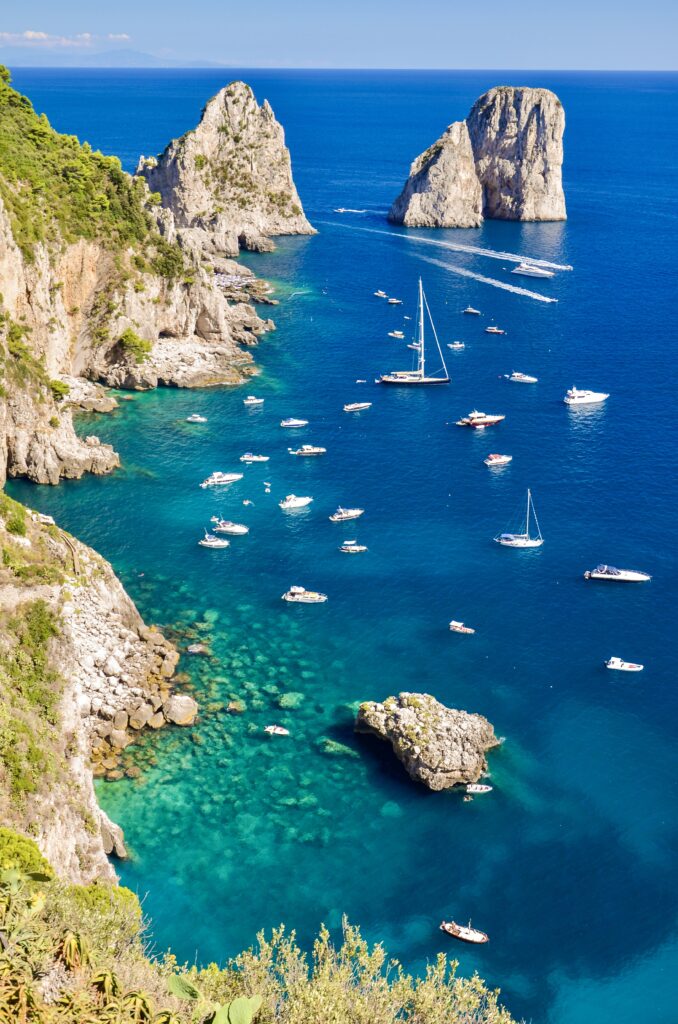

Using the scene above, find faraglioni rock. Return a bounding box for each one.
[389,86,566,227]
[355,692,500,791]
[138,80,315,256]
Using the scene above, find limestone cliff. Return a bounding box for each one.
[138,80,315,256]
[389,86,566,227]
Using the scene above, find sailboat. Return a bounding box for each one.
[494,489,543,548]
[377,279,450,386]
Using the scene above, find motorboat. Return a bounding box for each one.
[243,395,264,406]
[563,387,609,406]
[584,565,651,582]
[374,290,388,298]
[288,444,326,456]
[407,343,420,350]
[240,453,270,463]
[387,297,403,305]
[466,783,493,794]
[455,411,505,428]
[282,586,328,604]
[186,413,207,423]
[463,306,481,315]
[279,494,313,510]
[355,379,367,384]
[329,507,364,522]
[449,621,475,635]
[494,489,543,548]
[605,657,644,672]
[447,342,465,350]
[200,472,243,488]
[280,418,309,428]
[511,263,555,279]
[484,453,512,467]
[340,540,367,553]
[504,371,538,384]
[210,518,249,535]
[264,725,290,735]
[485,326,506,335]
[440,921,489,945]
[388,330,405,339]
[379,279,450,386]
[198,532,230,549]
[343,402,372,413]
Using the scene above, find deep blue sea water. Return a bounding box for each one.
[7,68,678,1024]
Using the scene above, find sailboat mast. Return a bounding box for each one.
[526,489,531,539]
[418,277,425,376]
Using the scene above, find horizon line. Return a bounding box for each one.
[4,63,678,73]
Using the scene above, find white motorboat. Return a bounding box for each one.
[240,452,270,463]
[463,306,481,315]
[563,387,609,406]
[449,621,475,635]
[447,341,465,351]
[288,444,327,456]
[456,410,505,428]
[210,518,249,535]
[243,395,264,406]
[198,532,230,549]
[495,489,543,548]
[485,326,506,335]
[504,371,538,384]
[279,494,313,510]
[343,402,372,413]
[200,472,243,488]
[466,783,493,794]
[387,297,403,305]
[264,725,290,735]
[605,657,644,672]
[379,279,450,386]
[282,586,328,604]
[484,453,512,467]
[374,290,388,298]
[511,263,555,279]
[355,379,367,384]
[388,330,405,339]
[584,565,651,582]
[186,413,207,423]
[329,507,364,522]
[340,540,367,553]
[280,417,309,428]
[440,920,489,945]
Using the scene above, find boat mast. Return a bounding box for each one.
[529,489,543,540]
[421,283,449,381]
[526,488,531,539]
[418,277,425,377]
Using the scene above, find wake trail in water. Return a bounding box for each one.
[316,220,573,271]
[417,255,558,303]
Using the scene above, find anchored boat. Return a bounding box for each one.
[343,402,372,412]
[605,657,644,671]
[440,920,489,944]
[449,621,475,634]
[288,444,326,456]
[198,532,230,549]
[584,565,651,582]
[485,326,505,335]
[463,306,481,315]
[378,279,450,386]
[340,540,367,553]
[456,411,505,428]
[504,371,538,384]
[186,413,207,423]
[280,417,309,428]
[495,489,543,548]
[243,395,264,406]
[240,453,270,463]
[279,494,313,510]
[564,387,609,406]
[210,518,249,535]
[329,507,364,522]
[484,453,512,467]
[282,586,328,604]
[200,472,243,488]
[264,725,290,735]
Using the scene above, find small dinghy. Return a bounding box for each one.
[440,920,489,945]
[288,444,326,456]
[264,725,290,736]
[200,472,243,488]
[243,395,264,407]
[186,413,207,423]
[344,402,372,412]
[198,532,230,549]
[210,518,249,536]
[449,620,475,635]
[466,783,493,794]
[282,586,328,604]
[330,507,364,522]
[279,494,313,510]
[240,453,270,463]
[340,540,367,553]
[605,657,644,672]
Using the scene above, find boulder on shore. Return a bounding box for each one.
[355,692,500,791]
[163,694,199,726]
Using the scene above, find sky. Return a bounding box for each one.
[0,0,676,70]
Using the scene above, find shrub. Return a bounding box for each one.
[0,827,53,876]
[49,378,70,402]
[5,510,26,535]
[119,328,152,364]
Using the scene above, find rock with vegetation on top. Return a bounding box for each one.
[355,692,500,790]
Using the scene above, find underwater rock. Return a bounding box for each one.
[163,694,199,726]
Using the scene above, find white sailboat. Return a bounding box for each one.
[495,489,543,548]
[378,279,450,386]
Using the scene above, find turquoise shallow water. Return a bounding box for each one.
[8,69,678,1023]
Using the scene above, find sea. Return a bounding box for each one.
[7,67,678,1024]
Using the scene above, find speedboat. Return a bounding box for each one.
[379,279,450,386]
[343,402,372,413]
[329,507,364,522]
[198,532,230,549]
[440,921,489,945]
[264,725,290,735]
[564,387,609,406]
[280,418,309,428]
[605,657,644,672]
[186,413,207,423]
[387,297,403,305]
[288,444,326,456]
[504,371,538,384]
[374,290,388,298]
[388,330,405,339]
[447,342,465,351]
[463,306,481,315]
[485,326,506,335]
[240,453,270,463]
[511,263,555,279]
[200,472,243,488]
[282,586,328,604]
[466,783,493,794]
[455,411,505,428]
[279,494,313,510]
[243,395,264,406]
[484,453,512,467]
[340,540,367,553]
[584,565,651,582]
[495,489,543,548]
[449,621,475,635]
[210,518,249,535]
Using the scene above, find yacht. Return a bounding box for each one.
[485,326,506,335]
[605,657,644,672]
[447,341,465,351]
[484,453,512,467]
[198,532,230,549]
[282,586,328,604]
[387,297,403,305]
[584,565,651,582]
[494,489,543,547]
[200,471,243,488]
[240,453,270,463]
[280,417,309,428]
[340,540,368,553]
[186,413,207,423]
[564,387,609,406]
[279,494,313,510]
[264,725,290,735]
[343,402,372,413]
[378,279,450,386]
[463,306,481,315]
[504,371,538,384]
[210,518,249,535]
[511,263,555,279]
[388,330,405,339]
[466,783,493,794]
[449,621,475,635]
[243,395,264,407]
[439,921,489,945]
[374,290,388,298]
[455,411,505,428]
[288,444,326,456]
[329,507,364,522]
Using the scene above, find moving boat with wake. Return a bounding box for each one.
[378,279,449,386]
[495,489,543,547]
[511,263,555,279]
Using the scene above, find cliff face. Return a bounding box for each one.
[389,86,566,227]
[138,81,315,257]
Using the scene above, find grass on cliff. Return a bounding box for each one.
[0,831,517,1023]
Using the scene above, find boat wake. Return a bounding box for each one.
[417,255,558,303]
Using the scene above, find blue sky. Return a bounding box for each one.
[1,0,676,69]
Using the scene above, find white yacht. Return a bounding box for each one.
[210,518,249,535]
[282,586,328,604]
[329,507,364,522]
[564,387,609,406]
[280,417,309,428]
[279,494,313,510]
[288,444,326,456]
[485,326,506,335]
[387,297,403,305]
[198,532,230,549]
[495,489,543,548]
[456,411,505,428]
[504,371,538,384]
[240,453,270,463]
[605,657,644,672]
[378,278,450,386]
[484,453,512,467]
[388,330,405,339]
[584,565,651,582]
[340,540,368,553]
[449,621,475,634]
[343,402,372,413]
[243,395,264,406]
[511,263,555,279]
[447,341,465,351]
[200,472,243,488]
[466,783,493,794]
[374,290,388,298]
[264,725,290,735]
[463,306,481,315]
[186,413,207,423]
